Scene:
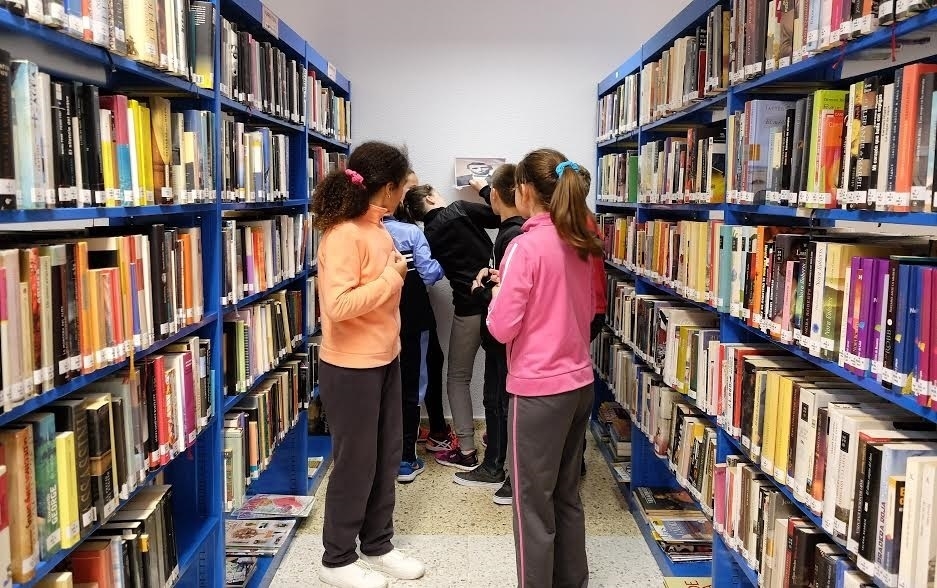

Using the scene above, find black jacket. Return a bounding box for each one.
[423,191,500,316]
[473,215,525,350]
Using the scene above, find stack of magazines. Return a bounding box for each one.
[231,494,316,519]
[225,519,298,557]
[225,557,259,588]
[633,486,713,562]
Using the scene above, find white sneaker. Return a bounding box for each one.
[318,561,388,588]
[360,549,425,580]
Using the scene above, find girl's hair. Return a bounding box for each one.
[312,141,410,231]
[401,184,434,223]
[515,148,603,259]
[490,163,517,207]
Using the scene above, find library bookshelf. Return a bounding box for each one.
[0,0,346,585]
[594,2,937,587]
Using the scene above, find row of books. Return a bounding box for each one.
[220,119,292,203]
[635,130,728,204]
[716,459,877,588]
[596,153,639,204]
[308,146,347,193]
[593,401,632,462]
[598,216,937,403]
[0,226,205,413]
[306,276,319,336]
[727,0,926,87]
[725,65,937,212]
[0,56,218,209]
[599,271,937,587]
[308,72,350,144]
[2,0,213,86]
[222,291,304,399]
[221,214,312,307]
[594,320,717,513]
[220,17,308,127]
[598,1,930,141]
[639,12,724,127]
[0,381,202,583]
[633,486,714,562]
[47,485,180,588]
[223,351,311,511]
[596,73,638,141]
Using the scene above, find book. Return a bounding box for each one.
[224,519,296,556]
[231,494,315,519]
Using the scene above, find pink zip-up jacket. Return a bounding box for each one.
[486,212,595,397]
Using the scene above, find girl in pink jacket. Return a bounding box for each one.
[486,148,603,588]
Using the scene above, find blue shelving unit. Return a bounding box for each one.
[594,3,937,586]
[0,0,347,584]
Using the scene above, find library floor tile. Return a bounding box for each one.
[275,434,660,587]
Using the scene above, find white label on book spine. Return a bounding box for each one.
[779,56,792,69]
[912,377,928,396]
[262,5,279,38]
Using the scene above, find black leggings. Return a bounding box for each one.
[400,328,445,461]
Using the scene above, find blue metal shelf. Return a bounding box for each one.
[642,92,728,133]
[0,313,217,428]
[715,534,759,587]
[220,96,305,133]
[597,130,640,149]
[598,50,643,95]
[224,272,308,314]
[308,128,351,150]
[307,434,333,496]
[726,203,937,226]
[305,43,352,96]
[221,200,307,211]
[175,515,220,583]
[0,203,217,223]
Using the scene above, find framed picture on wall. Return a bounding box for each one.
[453,157,506,187]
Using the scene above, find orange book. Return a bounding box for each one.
[750,226,783,327]
[179,232,193,325]
[116,236,133,358]
[69,539,114,587]
[895,63,937,203]
[75,242,92,375]
[104,268,125,362]
[818,109,846,206]
[253,231,266,289]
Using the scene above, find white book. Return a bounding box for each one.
[772,518,790,588]
[914,461,937,588]
[877,83,895,204]
[791,388,854,503]
[808,241,829,356]
[898,457,937,588]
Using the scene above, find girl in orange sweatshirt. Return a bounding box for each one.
[312,142,424,588]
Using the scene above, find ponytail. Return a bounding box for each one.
[515,149,603,260]
[551,165,603,259]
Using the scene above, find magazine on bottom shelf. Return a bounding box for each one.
[225,519,297,556]
[232,494,316,519]
[225,556,259,588]
[662,578,712,588]
[308,456,324,478]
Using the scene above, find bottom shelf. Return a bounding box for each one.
[632,506,713,578]
[244,434,333,588]
[714,534,758,587]
[176,515,221,584]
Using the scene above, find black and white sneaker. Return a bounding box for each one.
[453,466,504,489]
[493,477,513,505]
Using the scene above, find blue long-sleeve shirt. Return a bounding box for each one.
[384,217,444,333]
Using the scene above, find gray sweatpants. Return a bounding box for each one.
[319,358,402,568]
[509,384,593,588]
[447,313,482,451]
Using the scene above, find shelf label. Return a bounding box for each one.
[327,62,337,81]
[262,5,280,38]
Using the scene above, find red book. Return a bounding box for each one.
[917,266,934,405]
[895,64,937,200]
[69,539,114,587]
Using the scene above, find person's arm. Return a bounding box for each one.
[319,230,404,322]
[461,201,501,230]
[477,184,492,205]
[411,228,444,286]
[486,242,532,344]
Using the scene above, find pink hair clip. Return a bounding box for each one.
[345,168,365,187]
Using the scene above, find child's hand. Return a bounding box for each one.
[389,251,408,278]
[469,178,488,193]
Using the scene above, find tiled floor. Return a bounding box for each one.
[273,430,662,587]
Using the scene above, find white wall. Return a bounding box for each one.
[269,0,691,417]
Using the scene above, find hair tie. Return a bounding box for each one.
[555,161,580,176]
[345,168,365,187]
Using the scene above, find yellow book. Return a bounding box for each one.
[54,432,80,549]
[36,571,73,587]
[139,104,155,205]
[761,371,783,476]
[773,374,796,485]
[99,110,117,207]
[130,100,147,206]
[149,97,172,199]
[675,326,692,394]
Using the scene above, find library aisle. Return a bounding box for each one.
[273,432,663,587]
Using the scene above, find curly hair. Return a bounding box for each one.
[312,141,410,231]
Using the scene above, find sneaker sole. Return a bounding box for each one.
[318,570,388,588]
[424,444,452,453]
[492,495,513,506]
[396,467,425,483]
[434,457,478,471]
[452,474,504,489]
